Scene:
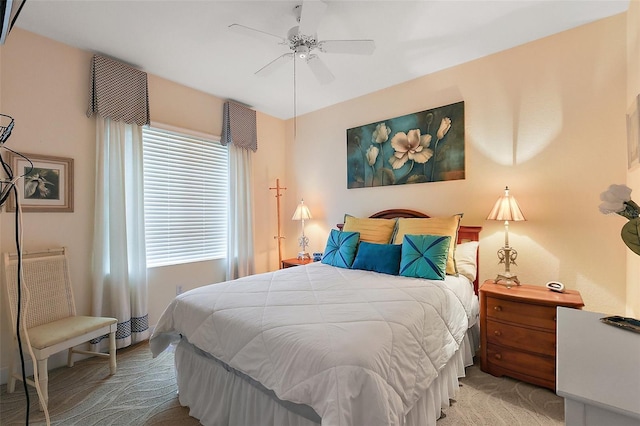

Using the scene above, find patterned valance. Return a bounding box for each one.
[221,101,257,152]
[87,55,150,126]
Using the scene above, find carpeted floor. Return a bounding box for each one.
[438,362,564,425]
[0,341,563,425]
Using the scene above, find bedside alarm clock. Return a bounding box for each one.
[546,281,565,293]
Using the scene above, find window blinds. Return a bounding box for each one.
[142,127,228,267]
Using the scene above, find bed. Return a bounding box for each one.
[150,209,482,426]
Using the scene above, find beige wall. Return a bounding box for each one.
[283,13,630,316]
[626,0,640,317]
[0,29,286,380]
[0,30,96,380]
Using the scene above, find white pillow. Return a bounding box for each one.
[455,241,479,282]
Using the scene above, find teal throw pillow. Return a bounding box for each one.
[351,242,402,275]
[321,229,360,269]
[400,234,451,280]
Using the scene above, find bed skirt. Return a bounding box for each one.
[172,322,479,426]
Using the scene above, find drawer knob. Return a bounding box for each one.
[494,330,502,336]
[494,306,502,312]
[553,316,557,322]
[494,353,502,360]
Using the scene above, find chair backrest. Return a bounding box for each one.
[3,248,76,332]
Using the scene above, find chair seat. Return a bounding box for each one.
[27,316,117,349]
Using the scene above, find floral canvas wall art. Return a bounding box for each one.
[346,101,465,189]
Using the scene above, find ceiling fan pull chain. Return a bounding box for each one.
[293,53,297,138]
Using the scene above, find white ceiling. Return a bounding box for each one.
[14,0,630,120]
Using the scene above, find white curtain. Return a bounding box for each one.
[227,143,255,280]
[92,116,149,349]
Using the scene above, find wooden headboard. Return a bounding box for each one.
[338,209,483,294]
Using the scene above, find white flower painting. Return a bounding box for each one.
[346,101,465,189]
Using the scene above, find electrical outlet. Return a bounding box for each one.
[176,285,183,295]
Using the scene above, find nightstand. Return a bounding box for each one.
[281,258,314,269]
[479,280,584,390]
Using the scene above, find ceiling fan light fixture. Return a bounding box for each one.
[296,46,309,59]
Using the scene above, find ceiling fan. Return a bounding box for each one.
[229,0,375,84]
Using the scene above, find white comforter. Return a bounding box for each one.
[150,262,473,426]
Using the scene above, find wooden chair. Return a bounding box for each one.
[3,248,117,410]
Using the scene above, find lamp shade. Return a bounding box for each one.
[487,186,526,222]
[292,199,312,221]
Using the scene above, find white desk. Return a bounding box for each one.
[556,307,640,426]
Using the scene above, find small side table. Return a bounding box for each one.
[281,258,314,269]
[479,280,584,390]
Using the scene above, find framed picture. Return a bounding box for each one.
[346,101,465,189]
[627,94,640,170]
[6,152,74,212]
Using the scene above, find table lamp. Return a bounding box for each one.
[486,186,526,288]
[292,199,312,260]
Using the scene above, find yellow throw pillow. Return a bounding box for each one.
[392,214,462,275]
[343,216,397,244]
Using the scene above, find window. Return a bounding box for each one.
[142,126,228,267]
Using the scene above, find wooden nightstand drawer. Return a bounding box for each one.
[486,344,555,383]
[485,296,557,330]
[486,319,555,356]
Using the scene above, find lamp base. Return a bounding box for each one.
[297,252,311,260]
[494,273,520,289]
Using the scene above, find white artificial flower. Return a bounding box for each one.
[598,201,624,214]
[599,184,632,214]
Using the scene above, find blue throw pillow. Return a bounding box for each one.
[399,234,451,280]
[351,242,402,275]
[321,229,360,268]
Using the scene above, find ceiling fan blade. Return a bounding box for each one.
[228,24,286,45]
[255,53,294,77]
[298,0,327,35]
[306,55,334,84]
[319,40,376,55]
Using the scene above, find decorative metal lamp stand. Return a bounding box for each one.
[292,199,312,260]
[487,186,526,288]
